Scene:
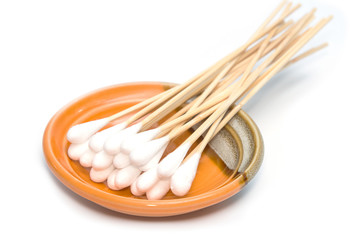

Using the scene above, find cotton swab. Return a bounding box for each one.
[138,144,168,171]
[128,103,221,167]
[88,122,127,153]
[114,165,141,190]
[170,18,332,197]
[135,27,276,199]
[67,140,90,160]
[113,152,131,169]
[64,1,331,201]
[69,15,294,165]
[92,151,113,170]
[129,136,170,167]
[103,123,142,155]
[67,119,110,144]
[156,26,275,171]
[146,180,171,200]
[79,150,94,168]
[139,37,330,198]
[152,15,332,198]
[136,166,159,193]
[66,0,299,147]
[90,165,115,183]
[90,123,143,171]
[107,169,120,190]
[66,0,294,161]
[130,177,145,197]
[170,153,202,196]
[71,46,246,164]
[120,128,160,155]
[129,15,308,184]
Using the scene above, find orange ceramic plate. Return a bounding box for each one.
[43,82,264,217]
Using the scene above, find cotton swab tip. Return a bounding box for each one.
[146,180,170,200]
[170,153,201,196]
[107,169,120,190]
[120,128,160,154]
[157,142,191,179]
[104,123,142,155]
[90,165,114,183]
[89,122,127,152]
[130,178,145,197]
[130,136,170,167]
[136,167,159,192]
[68,141,90,160]
[92,151,114,170]
[114,165,141,190]
[138,145,167,171]
[113,152,131,169]
[67,118,110,144]
[79,149,95,168]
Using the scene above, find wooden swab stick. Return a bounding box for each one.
[68,1,301,145]
[178,41,329,167]
[157,27,283,139]
[170,113,225,196]
[225,19,314,89]
[285,42,328,66]
[70,0,299,143]
[133,11,332,199]
[158,12,320,141]
[158,26,282,138]
[171,23,331,197]
[138,3,298,130]
[106,2,302,124]
[107,7,294,124]
[171,11,319,146]
[215,18,333,136]
[162,21,293,126]
[166,26,277,146]
[69,16,290,147]
[154,64,237,137]
[233,10,317,93]
[214,43,328,188]
[252,0,288,35]
[221,43,330,152]
[226,20,295,78]
[163,18,297,141]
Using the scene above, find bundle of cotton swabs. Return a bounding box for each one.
[66,1,331,200]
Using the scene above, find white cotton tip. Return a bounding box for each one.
[130,178,145,197]
[136,167,159,192]
[79,149,95,168]
[89,122,127,153]
[107,169,120,190]
[138,145,167,171]
[67,118,110,144]
[90,165,114,183]
[92,151,114,170]
[114,165,141,190]
[104,123,142,155]
[113,152,130,169]
[120,128,160,154]
[130,136,170,167]
[146,179,170,200]
[157,142,191,179]
[68,140,90,160]
[170,153,201,197]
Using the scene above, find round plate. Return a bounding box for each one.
[43,82,264,217]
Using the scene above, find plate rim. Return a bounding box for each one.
[43,81,264,216]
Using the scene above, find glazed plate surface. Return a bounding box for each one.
[43,82,264,217]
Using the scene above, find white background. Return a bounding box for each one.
[0,0,359,239]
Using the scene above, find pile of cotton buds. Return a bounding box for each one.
[65,0,331,200]
[67,118,201,199]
